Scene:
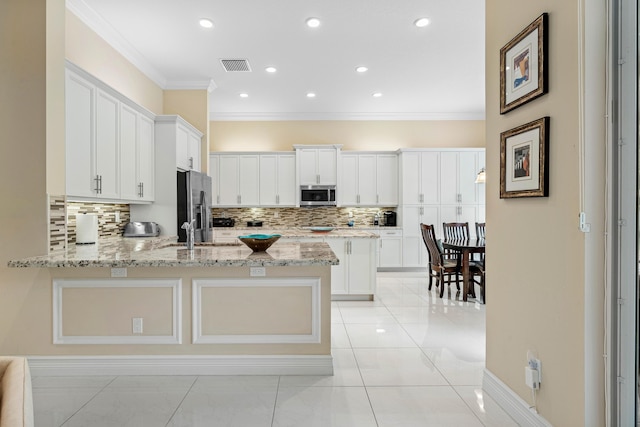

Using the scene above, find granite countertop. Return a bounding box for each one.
[217,227,381,239]
[7,236,339,268]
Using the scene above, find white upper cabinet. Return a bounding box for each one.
[66,64,156,203]
[120,106,155,202]
[440,151,483,205]
[175,122,202,172]
[65,69,96,199]
[210,154,260,206]
[295,145,341,185]
[259,153,296,206]
[400,150,440,205]
[340,152,398,206]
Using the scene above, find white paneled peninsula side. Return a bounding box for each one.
[8,229,378,376]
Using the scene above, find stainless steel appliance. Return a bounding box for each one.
[300,185,337,207]
[123,222,161,237]
[212,218,235,227]
[177,170,212,243]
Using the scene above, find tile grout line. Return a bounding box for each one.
[164,376,199,427]
[270,375,281,427]
[59,376,118,427]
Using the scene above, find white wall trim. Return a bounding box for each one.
[483,370,553,427]
[209,111,486,122]
[27,355,333,376]
[52,279,182,345]
[192,278,321,344]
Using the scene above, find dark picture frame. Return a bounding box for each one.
[500,13,548,114]
[500,117,549,198]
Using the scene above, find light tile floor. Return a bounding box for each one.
[32,272,518,427]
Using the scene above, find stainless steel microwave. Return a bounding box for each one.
[300,185,337,207]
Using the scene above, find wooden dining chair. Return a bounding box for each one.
[420,223,460,298]
[442,222,469,263]
[475,222,486,239]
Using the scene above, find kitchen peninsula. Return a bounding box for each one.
[7,229,376,377]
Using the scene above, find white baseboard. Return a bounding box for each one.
[483,369,553,427]
[28,355,333,377]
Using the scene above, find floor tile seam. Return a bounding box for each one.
[415,345,457,389]
[451,384,492,426]
[350,345,381,427]
[59,376,118,427]
[270,376,281,427]
[164,376,198,427]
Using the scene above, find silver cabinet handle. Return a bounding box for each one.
[189,157,194,169]
[316,174,320,184]
[420,206,424,216]
[457,193,462,203]
[138,183,142,197]
[216,195,220,204]
[357,195,360,204]
[141,182,144,197]
[95,175,101,193]
[376,194,379,204]
[237,195,241,204]
[276,195,279,204]
[420,194,424,203]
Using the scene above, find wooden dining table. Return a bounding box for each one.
[442,238,485,302]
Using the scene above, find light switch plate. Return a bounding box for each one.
[250,267,266,277]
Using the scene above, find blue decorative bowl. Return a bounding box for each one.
[237,234,281,252]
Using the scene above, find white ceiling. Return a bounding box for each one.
[68,0,486,121]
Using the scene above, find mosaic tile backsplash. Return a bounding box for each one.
[211,207,396,228]
[49,195,67,252]
[66,202,130,243]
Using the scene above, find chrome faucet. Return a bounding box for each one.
[181,219,196,250]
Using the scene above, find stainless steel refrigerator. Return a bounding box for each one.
[177,170,212,243]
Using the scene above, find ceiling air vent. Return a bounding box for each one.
[220,59,252,72]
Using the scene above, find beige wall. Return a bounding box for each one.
[210,120,485,152]
[164,90,210,172]
[0,0,53,352]
[485,2,603,426]
[65,10,163,114]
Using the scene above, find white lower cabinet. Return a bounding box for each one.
[401,205,439,268]
[374,229,403,268]
[325,238,377,297]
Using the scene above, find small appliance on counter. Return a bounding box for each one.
[76,213,98,244]
[123,222,161,237]
[247,220,263,227]
[212,218,235,227]
[382,211,397,226]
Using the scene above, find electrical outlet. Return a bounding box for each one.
[525,366,540,389]
[250,267,266,277]
[111,267,127,277]
[348,211,353,218]
[274,211,279,218]
[115,211,120,222]
[132,317,143,334]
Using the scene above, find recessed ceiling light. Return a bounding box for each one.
[306,92,316,98]
[356,66,368,73]
[372,92,383,98]
[265,66,277,73]
[414,17,430,28]
[239,93,249,98]
[199,18,214,29]
[306,17,321,28]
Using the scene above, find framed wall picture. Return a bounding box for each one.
[500,13,548,114]
[500,117,549,198]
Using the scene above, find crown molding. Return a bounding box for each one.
[165,79,218,92]
[208,111,486,121]
[66,0,167,88]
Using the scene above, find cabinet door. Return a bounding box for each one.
[420,152,440,205]
[276,154,297,206]
[378,234,403,268]
[317,149,337,185]
[238,155,260,206]
[176,125,190,171]
[65,71,96,198]
[357,154,377,205]
[298,150,318,185]
[188,132,201,172]
[325,238,347,294]
[440,152,459,205]
[137,115,155,201]
[259,155,278,205]
[218,155,239,205]
[401,205,437,267]
[209,155,220,205]
[95,90,119,199]
[458,151,478,204]
[348,239,376,294]
[401,152,421,205]
[340,154,359,205]
[119,104,138,200]
[376,154,398,206]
